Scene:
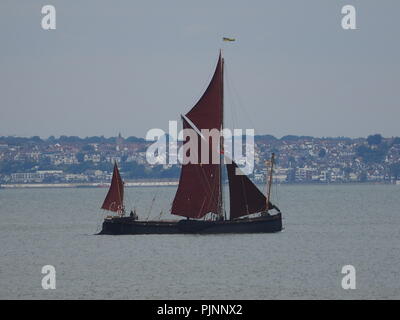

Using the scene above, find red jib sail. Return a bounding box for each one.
[171,53,223,219]
[227,161,274,219]
[101,162,124,213]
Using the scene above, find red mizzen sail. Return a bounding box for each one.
[101,162,124,213]
[171,53,223,219]
[227,161,274,219]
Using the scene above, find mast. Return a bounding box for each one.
[219,51,225,220]
[265,153,275,213]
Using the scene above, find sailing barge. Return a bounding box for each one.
[99,52,282,235]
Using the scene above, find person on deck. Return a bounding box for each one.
[129,209,138,220]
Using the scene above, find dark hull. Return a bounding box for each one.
[98,213,282,235]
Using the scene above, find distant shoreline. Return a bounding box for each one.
[0,181,179,189]
[1,181,398,189]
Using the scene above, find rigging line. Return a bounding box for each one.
[209,164,222,211]
[225,63,260,136]
[123,177,135,213]
[158,209,164,220]
[146,190,158,221]
[160,189,171,219]
[273,177,281,208]
[121,164,133,208]
[225,65,247,134]
[195,164,220,216]
[225,66,255,173]
[224,64,240,131]
[127,190,135,214]
[197,197,208,219]
[231,69,258,135]
[272,183,278,206]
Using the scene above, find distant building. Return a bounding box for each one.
[11,173,44,183]
[84,154,101,162]
[65,174,88,182]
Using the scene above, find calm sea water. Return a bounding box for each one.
[0,184,399,299]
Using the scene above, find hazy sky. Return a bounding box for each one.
[0,0,399,138]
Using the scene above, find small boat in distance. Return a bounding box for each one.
[98,52,282,234]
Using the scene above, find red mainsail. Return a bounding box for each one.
[101,162,124,213]
[227,161,274,219]
[171,53,223,219]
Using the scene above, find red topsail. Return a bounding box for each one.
[171,53,223,219]
[101,162,124,213]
